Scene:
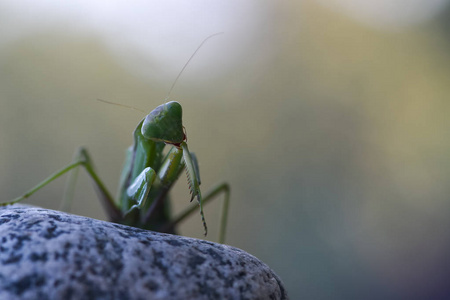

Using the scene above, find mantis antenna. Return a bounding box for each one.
[96,99,146,113]
[165,32,224,101]
[97,32,223,110]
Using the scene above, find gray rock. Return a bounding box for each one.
[0,205,288,300]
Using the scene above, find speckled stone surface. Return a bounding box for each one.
[0,205,287,300]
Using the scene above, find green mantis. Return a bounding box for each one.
[1,35,230,243]
[2,101,230,243]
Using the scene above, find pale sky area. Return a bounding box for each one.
[1,0,448,81]
[0,1,273,81]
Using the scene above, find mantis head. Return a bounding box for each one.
[141,101,185,145]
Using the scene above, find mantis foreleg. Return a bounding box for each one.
[124,167,157,215]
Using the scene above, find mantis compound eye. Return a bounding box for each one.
[141,101,184,145]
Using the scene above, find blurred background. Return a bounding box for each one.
[1,1,450,298]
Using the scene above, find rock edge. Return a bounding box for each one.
[0,205,288,300]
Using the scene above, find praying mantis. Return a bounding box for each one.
[1,35,230,243]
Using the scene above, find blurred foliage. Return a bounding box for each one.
[1,2,450,299]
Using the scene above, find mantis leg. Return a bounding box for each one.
[60,148,85,212]
[161,182,230,244]
[2,147,122,222]
[123,167,156,216]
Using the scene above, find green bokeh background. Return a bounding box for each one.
[2,2,450,299]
